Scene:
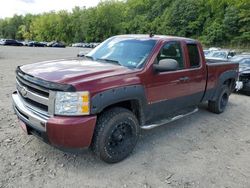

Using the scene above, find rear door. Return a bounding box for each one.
[184,42,207,105]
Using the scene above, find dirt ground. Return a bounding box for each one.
[0,46,250,188]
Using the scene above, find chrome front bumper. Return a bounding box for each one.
[12,92,48,132]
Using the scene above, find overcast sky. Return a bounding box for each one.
[0,0,101,18]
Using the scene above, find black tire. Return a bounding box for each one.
[91,107,140,163]
[208,85,230,114]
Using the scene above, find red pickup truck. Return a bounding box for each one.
[12,35,238,163]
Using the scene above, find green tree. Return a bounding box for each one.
[202,20,225,45]
[223,6,239,43]
[236,0,250,44]
[159,0,205,37]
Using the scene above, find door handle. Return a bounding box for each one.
[179,76,190,81]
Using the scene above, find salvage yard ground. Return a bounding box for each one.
[0,46,250,188]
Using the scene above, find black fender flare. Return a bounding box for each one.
[90,85,147,115]
[211,70,237,101]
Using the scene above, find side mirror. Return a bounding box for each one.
[153,59,178,72]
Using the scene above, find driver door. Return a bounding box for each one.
[145,41,192,121]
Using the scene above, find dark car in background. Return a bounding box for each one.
[231,55,250,95]
[28,41,46,47]
[0,39,23,46]
[47,41,65,48]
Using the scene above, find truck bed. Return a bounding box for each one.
[203,61,239,101]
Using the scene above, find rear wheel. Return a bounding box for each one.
[208,85,230,114]
[91,107,139,163]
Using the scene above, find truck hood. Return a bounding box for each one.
[20,59,136,85]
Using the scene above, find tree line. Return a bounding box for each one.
[0,0,249,47]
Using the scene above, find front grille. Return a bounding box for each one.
[16,75,49,97]
[16,73,50,116]
[15,66,76,116]
[22,97,48,112]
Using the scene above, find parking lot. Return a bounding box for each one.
[0,46,250,188]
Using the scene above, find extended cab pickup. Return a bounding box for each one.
[12,35,239,163]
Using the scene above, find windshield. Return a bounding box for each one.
[87,37,156,68]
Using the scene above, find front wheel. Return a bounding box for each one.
[208,85,230,114]
[91,107,140,163]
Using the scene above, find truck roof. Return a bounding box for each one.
[115,34,198,43]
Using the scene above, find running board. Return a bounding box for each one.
[141,108,198,130]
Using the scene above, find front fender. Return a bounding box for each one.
[90,85,147,114]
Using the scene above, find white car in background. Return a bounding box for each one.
[206,50,236,60]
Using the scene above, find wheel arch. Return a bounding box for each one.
[91,85,147,125]
[211,70,237,101]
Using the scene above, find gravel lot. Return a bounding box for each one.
[0,46,250,188]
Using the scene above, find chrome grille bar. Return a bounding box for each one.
[16,79,49,106]
[16,75,49,95]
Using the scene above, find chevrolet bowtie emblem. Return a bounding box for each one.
[20,86,28,97]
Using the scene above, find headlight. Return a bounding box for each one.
[55,91,90,115]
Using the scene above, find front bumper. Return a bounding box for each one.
[12,92,97,149]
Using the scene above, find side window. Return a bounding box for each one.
[187,44,200,68]
[157,41,184,69]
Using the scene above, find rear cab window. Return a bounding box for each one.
[187,43,201,68]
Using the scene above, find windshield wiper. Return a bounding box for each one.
[96,58,121,66]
